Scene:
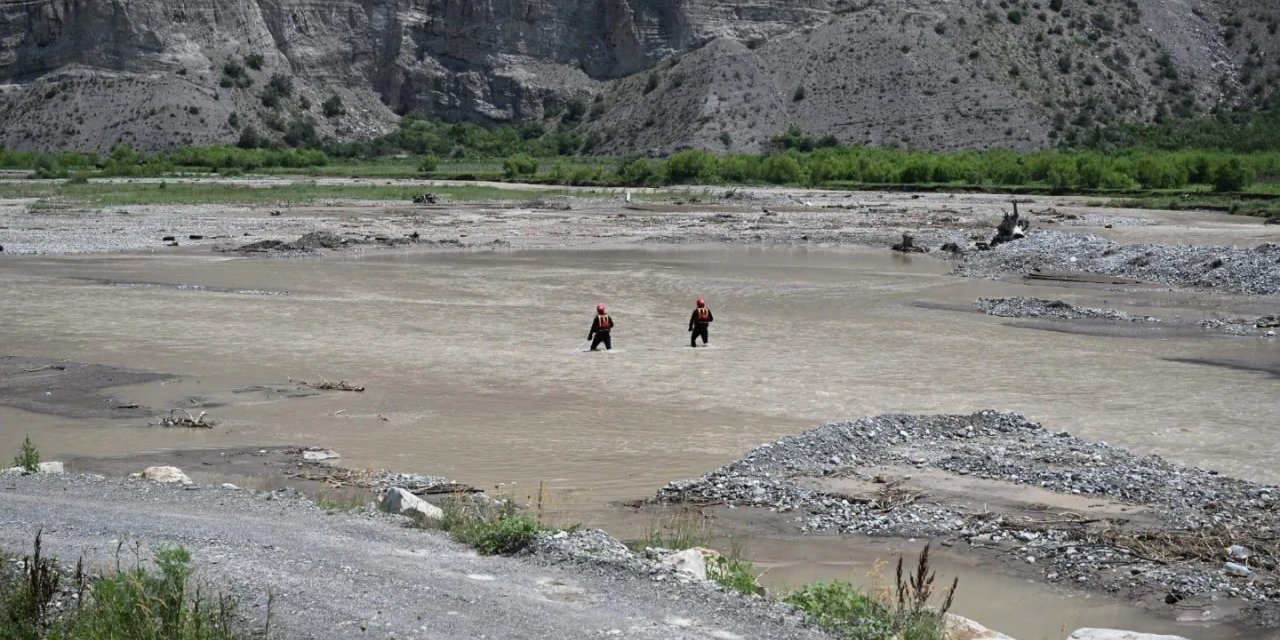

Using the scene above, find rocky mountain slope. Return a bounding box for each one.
[0,0,1276,154]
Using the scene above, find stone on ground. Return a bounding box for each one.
[381,487,443,521]
[303,449,340,461]
[945,614,1017,640]
[138,466,193,485]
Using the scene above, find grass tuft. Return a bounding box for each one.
[429,495,547,556]
[784,544,957,640]
[1,536,241,640]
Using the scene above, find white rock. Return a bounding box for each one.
[945,614,1017,640]
[381,487,443,521]
[2,461,64,475]
[140,466,192,485]
[221,483,241,490]
[302,449,340,462]
[660,547,722,581]
[1067,630,1190,640]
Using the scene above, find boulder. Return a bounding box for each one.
[1067,630,1190,640]
[945,614,1017,640]
[139,466,193,485]
[302,449,340,462]
[660,547,722,581]
[381,487,443,521]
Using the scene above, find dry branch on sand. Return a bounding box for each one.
[295,376,365,392]
[154,408,214,428]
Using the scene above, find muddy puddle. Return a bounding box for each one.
[3,246,1278,637]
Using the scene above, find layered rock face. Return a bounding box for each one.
[0,0,1276,153]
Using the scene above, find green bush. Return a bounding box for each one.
[244,53,264,70]
[665,150,719,183]
[321,95,345,118]
[502,153,538,178]
[1211,158,1253,192]
[417,154,440,173]
[11,436,39,472]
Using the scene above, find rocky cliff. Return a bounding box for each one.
[0,0,1276,153]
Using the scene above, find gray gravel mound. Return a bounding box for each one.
[653,411,1280,624]
[952,232,1280,296]
[974,297,1159,322]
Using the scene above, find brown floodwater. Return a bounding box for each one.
[2,246,1278,638]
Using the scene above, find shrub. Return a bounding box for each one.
[562,99,587,124]
[236,126,262,150]
[417,154,440,173]
[12,436,39,472]
[1211,158,1253,192]
[502,153,538,178]
[793,85,807,101]
[665,150,720,183]
[1007,9,1024,24]
[644,73,659,94]
[321,95,345,118]
[244,53,264,70]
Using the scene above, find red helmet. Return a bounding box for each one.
[596,304,606,313]
[696,298,705,308]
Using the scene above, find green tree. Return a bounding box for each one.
[417,154,440,173]
[1211,158,1253,192]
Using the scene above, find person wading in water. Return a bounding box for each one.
[588,304,614,351]
[688,298,713,347]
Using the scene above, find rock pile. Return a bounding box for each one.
[652,411,1280,625]
[952,232,1280,296]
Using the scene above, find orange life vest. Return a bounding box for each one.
[597,314,612,330]
[695,308,711,323]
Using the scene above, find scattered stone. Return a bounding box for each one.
[137,466,192,485]
[302,449,341,462]
[659,547,723,581]
[380,487,443,521]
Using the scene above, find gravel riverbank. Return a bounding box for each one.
[652,411,1280,628]
[0,473,828,640]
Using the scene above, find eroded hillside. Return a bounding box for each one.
[0,0,1275,153]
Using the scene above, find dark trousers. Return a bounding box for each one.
[690,324,709,347]
[591,331,612,350]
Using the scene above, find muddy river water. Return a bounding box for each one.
[3,245,1278,638]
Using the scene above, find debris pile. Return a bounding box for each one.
[652,411,1280,625]
[974,297,1159,323]
[953,233,1280,296]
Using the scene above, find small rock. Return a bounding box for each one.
[303,449,341,462]
[221,483,240,490]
